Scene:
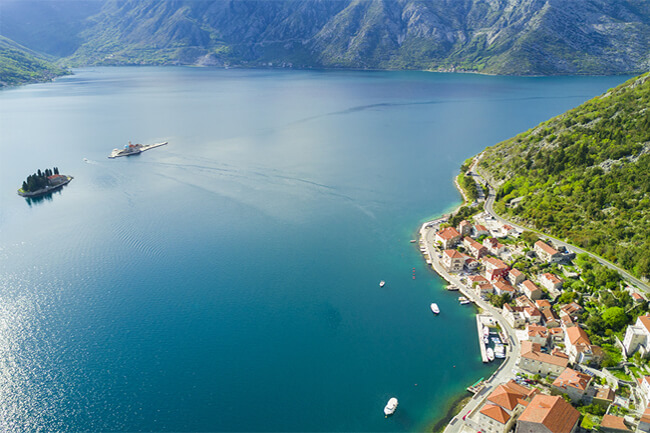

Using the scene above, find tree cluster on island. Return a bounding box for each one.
[21,167,61,192]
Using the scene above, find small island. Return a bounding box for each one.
[17,167,73,197]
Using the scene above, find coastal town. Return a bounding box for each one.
[420,157,650,433]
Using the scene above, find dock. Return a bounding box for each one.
[109,141,168,158]
[476,315,488,363]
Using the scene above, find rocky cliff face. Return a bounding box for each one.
[3,0,650,75]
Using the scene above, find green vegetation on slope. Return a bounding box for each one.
[480,73,650,279]
[0,37,69,87]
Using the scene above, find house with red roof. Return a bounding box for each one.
[503,304,526,328]
[600,415,630,433]
[458,220,473,236]
[637,405,650,432]
[526,325,549,346]
[473,224,490,237]
[484,237,507,257]
[521,280,542,301]
[519,341,568,377]
[534,240,563,264]
[483,257,510,281]
[564,326,602,365]
[508,268,526,286]
[473,380,537,433]
[442,249,466,272]
[469,275,494,297]
[463,237,488,259]
[515,394,580,433]
[435,227,461,249]
[542,309,560,329]
[623,315,650,358]
[539,273,563,298]
[493,279,516,297]
[552,367,593,403]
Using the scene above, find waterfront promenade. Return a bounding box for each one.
[418,220,521,433]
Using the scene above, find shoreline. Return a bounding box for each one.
[417,162,520,433]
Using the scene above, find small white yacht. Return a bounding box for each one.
[494,344,506,359]
[379,280,385,287]
[384,397,398,416]
[430,303,440,314]
[487,347,495,362]
[458,296,471,305]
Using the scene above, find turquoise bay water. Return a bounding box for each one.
[0,68,628,431]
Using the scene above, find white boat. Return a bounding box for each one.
[458,296,471,305]
[487,347,495,362]
[483,335,489,344]
[384,397,398,416]
[379,280,385,287]
[491,337,501,344]
[483,326,490,337]
[430,303,440,314]
[495,344,506,359]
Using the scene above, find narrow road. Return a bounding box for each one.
[469,156,649,293]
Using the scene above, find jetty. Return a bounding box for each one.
[109,141,168,158]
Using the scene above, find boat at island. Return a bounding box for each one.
[486,347,495,362]
[384,397,398,416]
[494,344,505,359]
[430,303,440,314]
[109,141,168,158]
[379,280,385,287]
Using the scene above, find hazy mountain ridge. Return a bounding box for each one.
[1,0,650,76]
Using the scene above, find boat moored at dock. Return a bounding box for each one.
[486,347,495,362]
[109,141,168,158]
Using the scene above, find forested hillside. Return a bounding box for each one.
[480,73,650,279]
[0,36,69,87]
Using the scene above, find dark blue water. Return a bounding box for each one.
[0,68,628,431]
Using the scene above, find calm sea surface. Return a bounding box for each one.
[0,68,629,432]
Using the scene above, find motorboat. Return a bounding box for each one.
[487,347,495,362]
[495,344,506,359]
[384,397,398,416]
[379,280,385,287]
[458,296,471,305]
[430,303,440,314]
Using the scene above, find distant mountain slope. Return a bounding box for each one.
[60,0,650,75]
[0,36,69,87]
[480,72,650,279]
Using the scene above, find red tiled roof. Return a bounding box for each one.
[527,325,549,338]
[520,341,569,367]
[601,415,630,431]
[494,280,516,293]
[595,387,615,402]
[640,406,650,424]
[566,326,591,346]
[487,384,525,411]
[437,227,461,240]
[639,316,650,334]
[475,224,488,232]
[510,268,523,277]
[484,257,509,269]
[480,404,511,424]
[535,299,551,309]
[553,367,592,391]
[542,273,563,284]
[535,240,560,256]
[443,249,465,259]
[518,395,580,433]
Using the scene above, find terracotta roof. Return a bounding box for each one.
[601,415,630,432]
[464,238,484,250]
[520,341,569,367]
[459,220,472,227]
[639,316,650,334]
[524,306,542,317]
[566,326,591,346]
[436,227,461,240]
[469,275,490,283]
[487,384,526,411]
[542,273,563,284]
[550,348,569,359]
[527,325,549,338]
[443,249,465,259]
[559,302,583,316]
[475,224,488,232]
[494,280,516,293]
[549,328,565,338]
[504,380,537,399]
[553,367,592,391]
[535,240,560,256]
[483,257,509,269]
[633,293,645,301]
[510,268,523,277]
[535,299,551,309]
[595,387,615,402]
[542,309,558,322]
[503,224,514,230]
[480,404,511,424]
[518,394,580,433]
[516,295,535,308]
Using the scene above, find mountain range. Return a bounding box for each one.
[1,0,650,86]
